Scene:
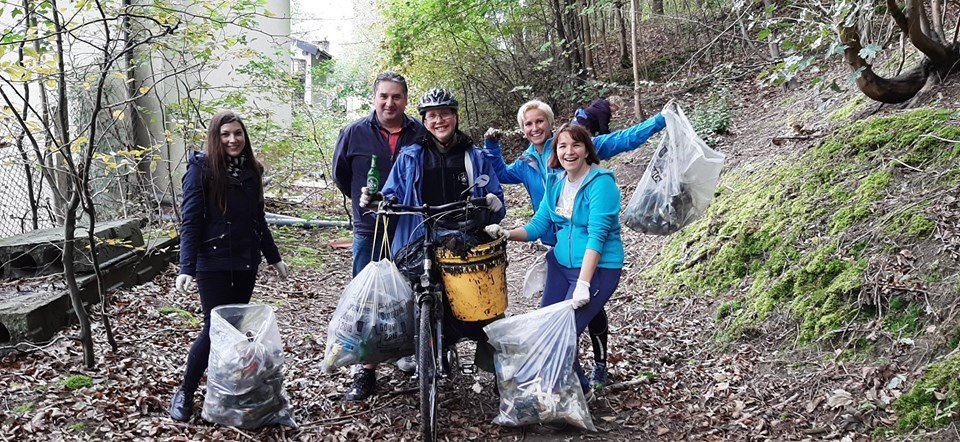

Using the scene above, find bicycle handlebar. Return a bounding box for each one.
[376,196,489,216]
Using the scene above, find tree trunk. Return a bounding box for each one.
[762,0,780,59]
[615,0,631,68]
[630,0,644,118]
[552,0,574,75]
[63,194,96,368]
[839,1,960,104]
[652,0,664,15]
[581,0,594,77]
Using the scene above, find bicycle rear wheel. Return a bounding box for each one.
[418,300,438,441]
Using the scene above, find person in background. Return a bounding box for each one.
[483,99,666,390]
[170,110,290,422]
[571,95,622,136]
[331,72,426,401]
[485,123,624,400]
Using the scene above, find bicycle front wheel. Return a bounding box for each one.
[418,300,438,441]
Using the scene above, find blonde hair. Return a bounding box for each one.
[516,100,555,130]
[607,95,623,109]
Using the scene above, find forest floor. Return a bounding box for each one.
[2,74,960,441]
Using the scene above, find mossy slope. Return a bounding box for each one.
[644,108,960,431]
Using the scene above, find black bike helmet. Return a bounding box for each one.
[418,88,459,116]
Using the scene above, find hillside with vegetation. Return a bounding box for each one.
[0,0,958,440]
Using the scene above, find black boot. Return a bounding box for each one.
[344,368,377,401]
[169,387,194,422]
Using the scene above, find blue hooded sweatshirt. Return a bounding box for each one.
[484,113,665,246]
[523,165,624,269]
[380,139,506,253]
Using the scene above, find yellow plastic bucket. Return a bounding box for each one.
[435,235,508,322]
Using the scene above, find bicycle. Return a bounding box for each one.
[374,180,496,442]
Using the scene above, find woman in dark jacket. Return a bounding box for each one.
[169,110,289,422]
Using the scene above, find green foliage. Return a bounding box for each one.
[62,375,93,390]
[884,297,923,335]
[691,90,730,147]
[159,307,200,326]
[893,352,960,431]
[14,402,36,414]
[645,108,959,344]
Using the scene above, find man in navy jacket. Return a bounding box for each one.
[332,72,426,276]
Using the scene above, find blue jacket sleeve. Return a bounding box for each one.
[593,113,666,160]
[479,154,506,223]
[380,155,407,204]
[584,174,621,253]
[482,139,525,185]
[178,162,204,276]
[332,126,352,197]
[522,177,554,241]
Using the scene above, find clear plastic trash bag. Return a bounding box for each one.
[201,304,297,429]
[521,251,548,299]
[321,259,415,372]
[484,300,595,430]
[623,104,725,234]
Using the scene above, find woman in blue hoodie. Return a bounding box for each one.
[484,100,664,389]
[485,124,624,396]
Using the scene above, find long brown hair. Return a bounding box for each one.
[204,110,263,214]
[547,123,599,169]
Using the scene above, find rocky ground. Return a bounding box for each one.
[2,73,960,441]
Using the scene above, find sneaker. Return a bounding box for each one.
[590,361,608,390]
[344,368,377,401]
[396,355,416,375]
[168,387,194,422]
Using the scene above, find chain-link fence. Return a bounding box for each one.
[0,147,56,237]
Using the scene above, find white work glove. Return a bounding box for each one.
[271,261,290,279]
[571,279,591,309]
[484,127,504,143]
[662,99,678,114]
[175,274,194,294]
[359,186,372,208]
[484,224,510,240]
[485,193,503,213]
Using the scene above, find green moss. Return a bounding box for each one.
[159,306,200,326]
[893,352,960,431]
[14,402,36,414]
[716,300,743,319]
[887,209,936,238]
[884,297,923,335]
[829,94,867,121]
[69,423,87,432]
[645,108,958,345]
[62,375,93,390]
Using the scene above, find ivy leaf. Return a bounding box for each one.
[858,43,881,62]
[846,66,866,86]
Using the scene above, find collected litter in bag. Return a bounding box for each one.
[521,251,548,299]
[321,259,415,372]
[484,301,595,430]
[623,104,725,235]
[201,304,297,429]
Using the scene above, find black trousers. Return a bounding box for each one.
[181,270,258,393]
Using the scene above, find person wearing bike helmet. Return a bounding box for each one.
[350,88,506,402]
[482,99,668,391]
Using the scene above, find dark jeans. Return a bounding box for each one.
[352,229,390,277]
[181,270,258,393]
[540,250,622,392]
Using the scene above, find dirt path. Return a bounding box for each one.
[7,77,956,440]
